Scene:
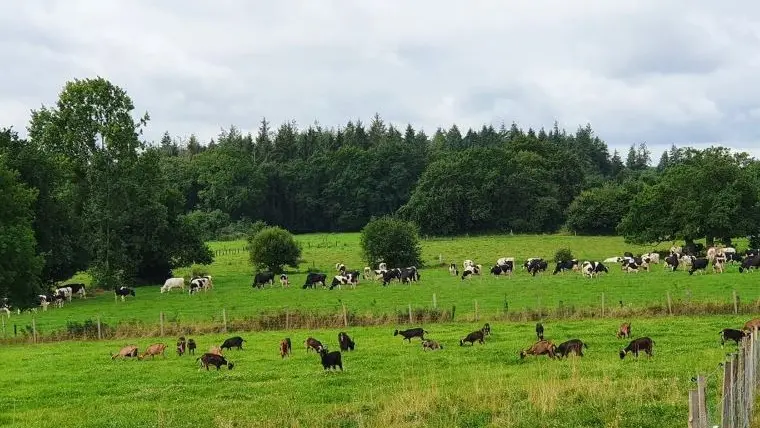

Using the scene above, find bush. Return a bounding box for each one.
[247,226,301,274]
[361,216,422,268]
[191,264,211,278]
[554,248,574,262]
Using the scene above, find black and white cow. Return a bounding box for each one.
[330,274,348,290]
[381,269,401,286]
[252,272,275,288]
[726,253,743,264]
[189,277,210,294]
[526,259,547,276]
[581,261,608,278]
[335,263,346,273]
[622,256,648,272]
[448,263,459,276]
[54,286,73,302]
[304,273,327,289]
[491,261,514,276]
[688,258,709,275]
[115,287,136,301]
[553,260,578,275]
[61,283,86,299]
[0,298,10,317]
[344,271,360,288]
[400,267,419,284]
[461,264,482,280]
[523,258,542,270]
[739,255,760,273]
[664,253,679,272]
[279,274,290,288]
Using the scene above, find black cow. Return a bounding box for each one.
[726,253,743,264]
[739,255,760,273]
[318,348,343,371]
[338,332,355,351]
[619,337,655,359]
[394,327,427,342]
[460,329,485,346]
[303,273,327,289]
[555,339,587,358]
[252,271,275,288]
[746,249,760,258]
[664,253,679,271]
[382,269,400,286]
[527,259,547,276]
[535,323,544,340]
[688,258,709,275]
[720,329,746,347]
[400,267,420,284]
[114,287,135,301]
[198,353,234,370]
[220,336,245,351]
[552,260,578,275]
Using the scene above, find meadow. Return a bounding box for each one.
[0,316,745,428]
[3,233,758,340]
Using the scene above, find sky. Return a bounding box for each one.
[2,1,760,158]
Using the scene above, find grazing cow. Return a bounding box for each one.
[617,322,631,339]
[526,259,548,276]
[338,332,355,351]
[0,298,11,317]
[220,336,245,351]
[198,353,234,371]
[664,253,679,271]
[394,327,428,342]
[177,337,187,356]
[336,263,346,273]
[520,340,556,359]
[497,257,515,267]
[318,348,343,371]
[619,337,655,359]
[363,267,372,280]
[280,338,292,358]
[189,278,205,295]
[622,257,647,272]
[303,273,327,289]
[743,318,760,332]
[382,269,400,286]
[739,255,760,273]
[555,339,587,358]
[603,256,623,263]
[536,323,544,340]
[581,261,608,278]
[55,286,73,302]
[253,271,275,288]
[161,277,185,293]
[139,343,167,360]
[187,339,197,355]
[482,323,491,336]
[720,329,746,347]
[279,274,289,288]
[688,258,709,275]
[553,260,578,275]
[422,339,442,351]
[680,255,696,271]
[61,283,87,299]
[304,337,324,352]
[460,329,485,346]
[344,271,360,288]
[111,345,139,360]
[461,265,481,280]
[330,274,348,290]
[522,258,541,270]
[38,295,50,311]
[491,261,514,276]
[449,263,459,276]
[400,267,419,284]
[115,287,135,301]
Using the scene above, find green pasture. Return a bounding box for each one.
[0,316,745,428]
[3,234,759,339]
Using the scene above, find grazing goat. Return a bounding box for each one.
[535,323,544,340]
[555,339,587,358]
[177,337,187,356]
[198,353,234,370]
[139,343,167,360]
[280,338,292,358]
[520,340,556,359]
[720,329,746,347]
[220,336,245,351]
[619,337,655,359]
[187,339,196,355]
[393,327,428,342]
[304,337,324,352]
[111,345,139,360]
[338,332,355,351]
[617,322,631,339]
[318,348,343,371]
[422,339,443,351]
[460,329,485,346]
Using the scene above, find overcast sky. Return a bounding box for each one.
[2,1,760,158]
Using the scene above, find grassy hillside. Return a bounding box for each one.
[0,316,740,428]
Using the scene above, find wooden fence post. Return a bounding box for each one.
[32,317,37,344]
[342,303,348,328]
[97,316,102,340]
[408,304,413,324]
[667,291,673,315]
[733,290,738,315]
[432,293,437,309]
[159,312,164,336]
[222,309,228,333]
[601,293,605,317]
[688,389,699,428]
[697,375,707,428]
[474,300,479,322]
[285,308,290,330]
[722,358,733,428]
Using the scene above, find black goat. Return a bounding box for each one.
[393,328,427,342]
[536,323,544,340]
[338,332,355,351]
[460,329,485,346]
[720,329,746,347]
[319,348,343,371]
[619,337,655,359]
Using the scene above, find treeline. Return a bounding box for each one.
[3,77,760,307]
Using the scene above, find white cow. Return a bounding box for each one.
[603,256,622,263]
[161,277,185,293]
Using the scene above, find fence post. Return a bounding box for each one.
[697,375,707,428]
[342,303,348,328]
[688,389,699,428]
[1,315,5,338]
[97,316,102,340]
[722,357,734,428]
[452,305,456,321]
[222,309,228,333]
[474,300,479,322]
[667,291,673,315]
[285,308,290,330]
[408,303,413,324]
[733,290,738,314]
[601,293,605,317]
[433,293,437,309]
[737,349,745,428]
[32,317,37,344]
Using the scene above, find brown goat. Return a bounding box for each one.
[743,318,760,332]
[304,337,323,352]
[520,340,556,359]
[111,345,138,360]
[139,343,167,360]
[617,322,631,339]
[280,338,292,358]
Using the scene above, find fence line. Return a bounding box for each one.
[688,327,760,428]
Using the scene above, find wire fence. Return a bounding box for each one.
[688,327,760,428]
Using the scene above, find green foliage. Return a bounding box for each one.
[0,156,43,308]
[247,226,302,273]
[360,216,422,267]
[190,264,211,278]
[565,184,631,235]
[182,209,231,241]
[554,248,574,262]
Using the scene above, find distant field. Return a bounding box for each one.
[3,233,758,340]
[0,316,743,428]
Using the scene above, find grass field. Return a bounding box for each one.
[4,234,758,339]
[0,316,745,428]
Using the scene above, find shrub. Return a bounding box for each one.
[554,248,574,262]
[361,216,422,268]
[247,226,301,274]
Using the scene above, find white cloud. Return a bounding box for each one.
[2,0,760,157]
